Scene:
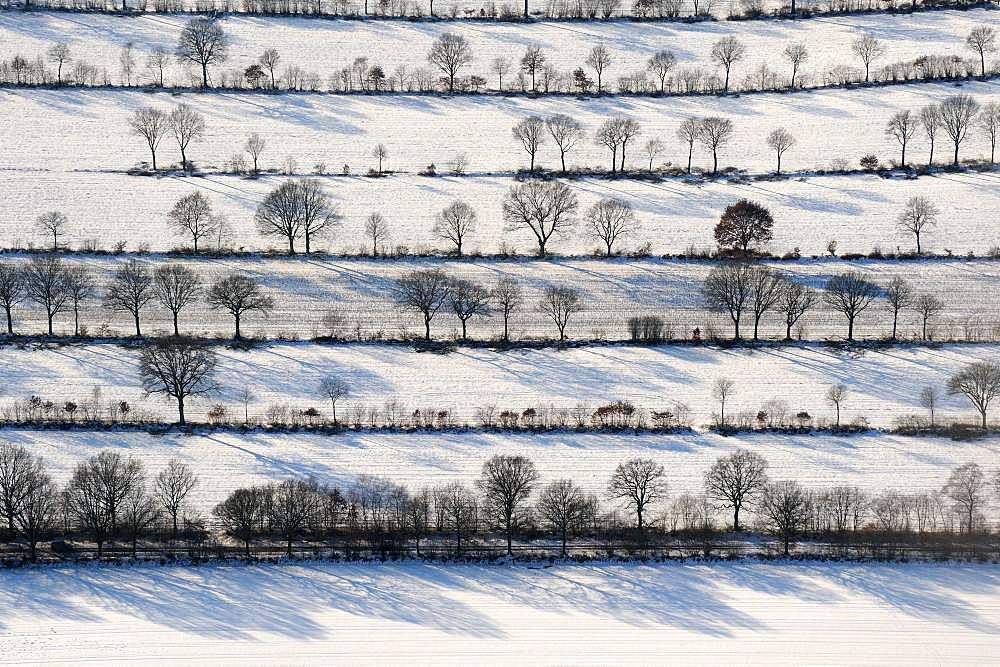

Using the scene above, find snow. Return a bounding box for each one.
[2,561,999,664]
[1,81,997,175]
[1,253,997,339]
[4,170,1000,256]
[0,9,991,89]
[3,341,997,424]
[8,427,1000,513]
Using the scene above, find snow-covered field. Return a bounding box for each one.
[2,561,999,665]
[11,427,1000,512]
[2,81,997,175]
[1,254,997,339]
[5,170,1000,256]
[3,342,996,423]
[0,8,991,88]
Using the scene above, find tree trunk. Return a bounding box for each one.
[503,313,509,342]
[687,144,693,173]
[892,310,898,340]
[47,311,54,336]
[5,307,12,334]
[954,141,960,166]
[733,506,740,532]
[74,305,80,336]
[785,320,793,340]
[712,150,718,174]
[180,146,187,171]
[560,528,567,557]
[461,319,468,340]
[847,317,854,341]
[133,312,141,337]
[523,0,527,16]
[234,313,242,340]
[529,151,535,171]
[733,315,740,340]
[177,396,186,425]
[610,147,616,173]
[288,236,296,255]
[173,311,179,336]
[305,233,311,254]
[776,152,782,174]
[561,151,566,172]
[201,62,208,88]
[424,315,431,340]
[901,143,906,168]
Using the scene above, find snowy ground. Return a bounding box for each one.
[2,81,997,175]
[3,342,996,424]
[9,427,999,512]
[5,170,1000,256]
[0,8,992,89]
[1,254,997,339]
[2,561,999,665]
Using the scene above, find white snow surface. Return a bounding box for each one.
[2,81,997,174]
[4,342,998,424]
[4,170,1000,256]
[0,8,992,87]
[2,560,999,665]
[8,428,1000,514]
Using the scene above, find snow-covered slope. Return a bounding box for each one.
[2,561,999,665]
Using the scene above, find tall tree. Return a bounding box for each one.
[169,104,206,171]
[885,110,918,168]
[704,450,769,531]
[23,254,69,335]
[395,269,452,341]
[154,459,198,537]
[714,199,774,255]
[538,285,583,342]
[501,181,578,256]
[491,276,523,343]
[129,106,169,170]
[512,116,546,171]
[703,262,754,340]
[139,339,218,425]
[104,259,154,336]
[607,458,667,535]
[0,262,25,335]
[698,117,734,174]
[851,34,884,83]
[448,279,492,340]
[897,196,939,254]
[167,191,219,253]
[433,200,477,256]
[824,272,880,341]
[545,114,584,173]
[153,264,202,336]
[35,211,69,250]
[477,454,539,555]
[206,274,274,340]
[710,36,746,92]
[585,44,612,94]
[938,94,980,166]
[585,198,635,256]
[947,361,1000,429]
[426,33,473,93]
[176,17,229,88]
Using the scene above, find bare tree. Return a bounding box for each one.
[947,361,1000,429]
[213,487,264,556]
[270,478,320,556]
[64,265,94,336]
[255,181,302,254]
[703,262,753,339]
[492,276,523,343]
[176,17,229,87]
[966,26,996,76]
[897,196,939,254]
[647,50,676,93]
[920,104,941,167]
[826,383,849,427]
[913,293,944,341]
[712,377,735,427]
[169,104,206,171]
[364,212,391,255]
[942,462,988,533]
[167,191,219,253]
[939,94,980,166]
[783,42,808,89]
[396,269,451,340]
[595,118,624,172]
[427,33,473,93]
[978,102,1000,164]
[885,276,913,340]
[502,181,578,256]
[319,377,349,424]
[153,264,202,336]
[372,143,389,175]
[477,454,539,555]
[245,133,266,174]
[34,211,69,250]
[432,200,477,256]
[643,138,665,171]
[206,274,274,340]
[296,178,340,254]
[824,272,880,341]
[778,280,817,340]
[121,485,160,557]
[520,45,546,91]
[12,456,58,561]
[607,458,667,534]
[512,116,546,171]
[146,47,169,86]
[139,339,217,424]
[47,42,71,84]
[104,259,154,336]
[919,385,941,427]
[885,110,918,168]
[758,480,809,555]
[0,262,24,335]
[746,265,784,340]
[259,48,280,89]
[766,128,796,174]
[449,279,492,340]
[698,117,734,174]
[438,482,477,553]
[491,56,510,91]
[538,285,583,342]
[852,34,885,83]
[585,44,612,93]
[0,443,34,533]
[676,117,700,173]
[710,36,746,92]
[154,459,197,537]
[704,450,769,531]
[545,114,584,173]
[585,198,635,256]
[119,42,136,86]
[129,107,169,171]
[535,479,592,556]
[23,255,69,335]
